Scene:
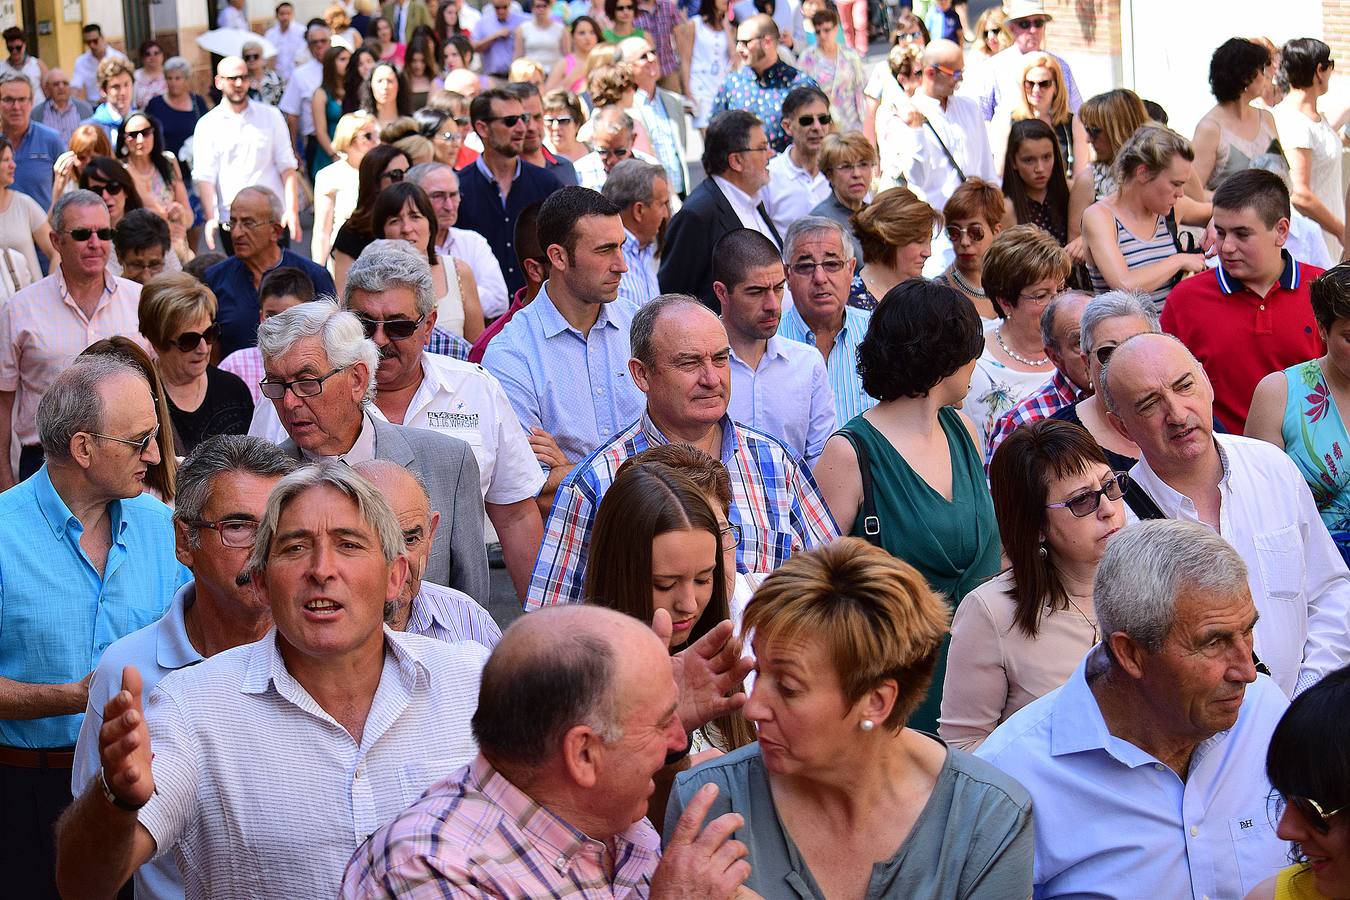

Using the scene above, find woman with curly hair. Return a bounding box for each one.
[814,278,999,734]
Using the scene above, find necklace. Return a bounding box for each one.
[1064,595,1099,643]
[948,266,986,298]
[996,325,1050,366]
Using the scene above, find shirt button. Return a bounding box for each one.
[1189,825,1198,837]
[1153,764,1163,771]
[596,388,604,396]
[555,856,566,868]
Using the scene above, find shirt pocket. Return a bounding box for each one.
[1254,524,1306,601]
[1228,808,1290,896]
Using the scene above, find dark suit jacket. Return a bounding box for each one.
[657,177,781,313]
[280,417,490,603]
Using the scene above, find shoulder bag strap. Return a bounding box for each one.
[837,429,881,543]
[922,115,966,183]
[1123,479,1167,520]
[0,249,18,295]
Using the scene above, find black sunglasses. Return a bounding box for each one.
[797,113,831,127]
[169,323,221,352]
[1046,472,1129,517]
[381,168,407,183]
[123,125,154,140]
[243,53,261,62]
[1286,795,1346,834]
[86,180,124,196]
[1095,344,1118,367]
[65,226,115,241]
[357,314,425,341]
[485,114,528,127]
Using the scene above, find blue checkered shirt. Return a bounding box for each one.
[777,302,877,426]
[426,326,472,360]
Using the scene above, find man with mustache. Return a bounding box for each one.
[1101,332,1350,698]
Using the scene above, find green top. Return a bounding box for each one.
[838,406,1001,733]
[603,26,646,43]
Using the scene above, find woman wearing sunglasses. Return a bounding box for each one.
[116,112,192,264]
[540,89,589,161]
[313,112,380,267]
[133,39,167,108]
[1248,664,1350,900]
[330,143,413,291]
[934,178,1004,322]
[137,273,252,454]
[940,419,1126,751]
[992,52,1089,183]
[601,0,644,44]
[79,156,144,229]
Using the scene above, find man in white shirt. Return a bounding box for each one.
[263,2,308,83]
[978,519,1291,899]
[603,158,670,310]
[277,22,331,168]
[54,464,492,900]
[406,161,510,319]
[966,0,1082,123]
[885,39,995,209]
[217,0,250,30]
[573,106,656,192]
[1102,332,1350,697]
[192,56,300,244]
[70,24,126,104]
[762,86,832,239]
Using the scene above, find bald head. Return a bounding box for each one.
[216,55,246,77]
[1102,332,1216,473]
[352,460,438,626]
[353,459,430,517]
[921,39,964,98]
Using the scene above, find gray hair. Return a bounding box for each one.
[601,158,666,210]
[1079,289,1161,353]
[174,435,299,549]
[0,70,33,95]
[233,185,285,222]
[241,40,264,56]
[245,463,405,579]
[50,189,108,234]
[37,356,147,462]
[257,299,380,403]
[1094,519,1249,658]
[1099,331,1196,416]
[406,161,457,186]
[1039,290,1092,351]
[630,293,710,368]
[591,105,635,137]
[783,215,854,263]
[163,56,193,77]
[344,240,437,317]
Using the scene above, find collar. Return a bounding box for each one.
[539,145,560,165]
[784,300,852,341]
[1049,368,1082,401]
[56,265,116,310]
[157,581,207,671]
[622,225,653,254]
[242,624,429,697]
[33,464,127,542]
[300,409,377,464]
[640,412,740,466]
[1215,249,1300,295]
[712,174,762,209]
[1135,435,1234,511]
[729,335,789,368]
[533,281,620,339]
[474,154,522,186]
[753,60,793,84]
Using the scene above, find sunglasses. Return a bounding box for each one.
[544,115,574,126]
[244,53,261,62]
[1024,78,1053,90]
[614,4,635,10]
[6,43,24,52]
[382,168,407,182]
[946,223,986,242]
[1011,17,1047,30]
[1286,795,1346,834]
[930,63,963,79]
[1046,472,1129,517]
[485,114,528,127]
[984,28,1002,37]
[436,129,463,142]
[85,181,124,197]
[797,113,831,127]
[169,323,221,352]
[1095,343,1118,367]
[124,125,154,140]
[357,313,426,341]
[596,146,630,158]
[64,226,115,241]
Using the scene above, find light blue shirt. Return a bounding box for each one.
[0,467,189,748]
[74,582,203,900]
[976,647,1292,899]
[481,281,645,465]
[777,302,877,425]
[728,336,836,466]
[617,228,660,311]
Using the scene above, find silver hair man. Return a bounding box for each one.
[1079,289,1162,355]
[174,434,298,551]
[234,185,285,223]
[602,158,667,211]
[783,215,855,264]
[256,298,380,402]
[49,189,108,234]
[344,239,437,316]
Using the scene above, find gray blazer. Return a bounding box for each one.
[281,417,491,604]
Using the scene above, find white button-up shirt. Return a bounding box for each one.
[278,58,324,137]
[1129,433,1350,697]
[406,580,501,650]
[728,336,836,466]
[762,149,831,240]
[191,99,297,219]
[137,628,488,900]
[71,47,127,103]
[977,647,1291,900]
[882,91,995,209]
[712,175,780,246]
[263,22,309,82]
[440,227,510,319]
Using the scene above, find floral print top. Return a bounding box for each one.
[1280,359,1350,565]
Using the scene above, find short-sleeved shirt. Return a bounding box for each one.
[0,187,47,279]
[0,467,188,748]
[470,9,531,76]
[11,120,66,212]
[167,366,256,453]
[191,99,297,220]
[711,62,820,153]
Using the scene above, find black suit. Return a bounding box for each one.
[658,178,782,313]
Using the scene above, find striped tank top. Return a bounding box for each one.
[1088,211,1177,311]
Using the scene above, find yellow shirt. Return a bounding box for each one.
[1276,864,1330,900]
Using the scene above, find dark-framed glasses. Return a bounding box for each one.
[123,125,154,140]
[789,258,848,276]
[596,146,630,158]
[64,226,114,241]
[1046,472,1129,517]
[1095,344,1119,367]
[357,313,426,341]
[169,323,221,352]
[86,423,160,456]
[719,523,742,551]
[259,366,348,400]
[380,168,407,183]
[484,113,527,127]
[187,517,260,548]
[85,181,124,197]
[1024,78,1053,90]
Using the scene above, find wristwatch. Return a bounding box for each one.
[99,767,146,812]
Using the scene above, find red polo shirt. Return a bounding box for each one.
[1162,252,1324,433]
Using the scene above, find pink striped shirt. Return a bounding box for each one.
[0,268,150,444]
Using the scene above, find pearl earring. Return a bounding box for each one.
[859,719,875,732]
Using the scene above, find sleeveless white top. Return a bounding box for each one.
[519,19,565,69]
[435,254,466,338]
[690,18,730,127]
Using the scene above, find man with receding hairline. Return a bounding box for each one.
[711,14,818,153]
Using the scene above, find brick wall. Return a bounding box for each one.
[1327,1,1350,67]
[1045,0,1122,58]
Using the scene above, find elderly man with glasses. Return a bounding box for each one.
[0,70,66,211]
[968,0,1082,124]
[0,355,189,897]
[205,185,336,357]
[573,106,657,192]
[0,191,151,488]
[31,68,93,146]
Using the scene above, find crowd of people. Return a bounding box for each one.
[1,0,1350,897]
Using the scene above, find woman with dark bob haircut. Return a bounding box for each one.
[940,419,1127,751]
[1272,38,1343,260]
[815,279,1000,734]
[668,538,1033,897]
[1247,664,1350,899]
[1191,38,1280,192]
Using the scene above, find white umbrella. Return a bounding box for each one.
[194,28,278,59]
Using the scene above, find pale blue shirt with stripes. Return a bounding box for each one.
[405,580,502,651]
[618,227,661,310]
[728,336,837,466]
[777,302,877,425]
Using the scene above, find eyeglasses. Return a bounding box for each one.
[64,226,115,241]
[85,181,124,197]
[186,516,259,548]
[0,95,31,105]
[614,4,635,10]
[1010,17,1047,30]
[544,115,574,126]
[789,258,848,276]
[796,113,831,127]
[1024,78,1052,90]
[895,30,923,41]
[243,53,261,62]
[6,42,24,52]
[946,223,986,242]
[734,35,766,46]
[484,113,528,127]
[259,365,349,400]
[1285,795,1347,834]
[436,130,462,142]
[222,217,275,232]
[124,125,154,140]
[356,313,426,341]
[381,168,407,183]
[596,146,630,158]
[1018,282,1065,305]
[220,73,249,84]
[86,424,160,456]
[731,145,771,155]
[1046,472,1129,517]
[719,523,742,551]
[168,323,221,352]
[930,63,963,79]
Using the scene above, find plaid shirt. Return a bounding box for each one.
[341,754,661,899]
[525,413,839,610]
[635,0,681,78]
[426,325,473,360]
[985,369,1081,466]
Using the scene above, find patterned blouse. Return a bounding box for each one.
[796,46,867,133]
[712,61,821,152]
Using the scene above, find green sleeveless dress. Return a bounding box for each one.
[838,406,1001,734]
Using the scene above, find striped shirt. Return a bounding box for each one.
[526,413,839,609]
[406,581,502,650]
[617,228,660,310]
[1087,212,1179,311]
[341,754,661,899]
[777,301,877,426]
[137,628,488,900]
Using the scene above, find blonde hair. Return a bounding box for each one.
[138,272,218,350]
[323,3,351,32]
[332,110,373,154]
[973,7,1010,57]
[508,57,546,85]
[1113,123,1194,189]
[819,131,877,173]
[743,538,951,731]
[852,187,941,266]
[97,56,135,90]
[1012,52,1069,127]
[393,133,435,165]
[1079,89,1149,166]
